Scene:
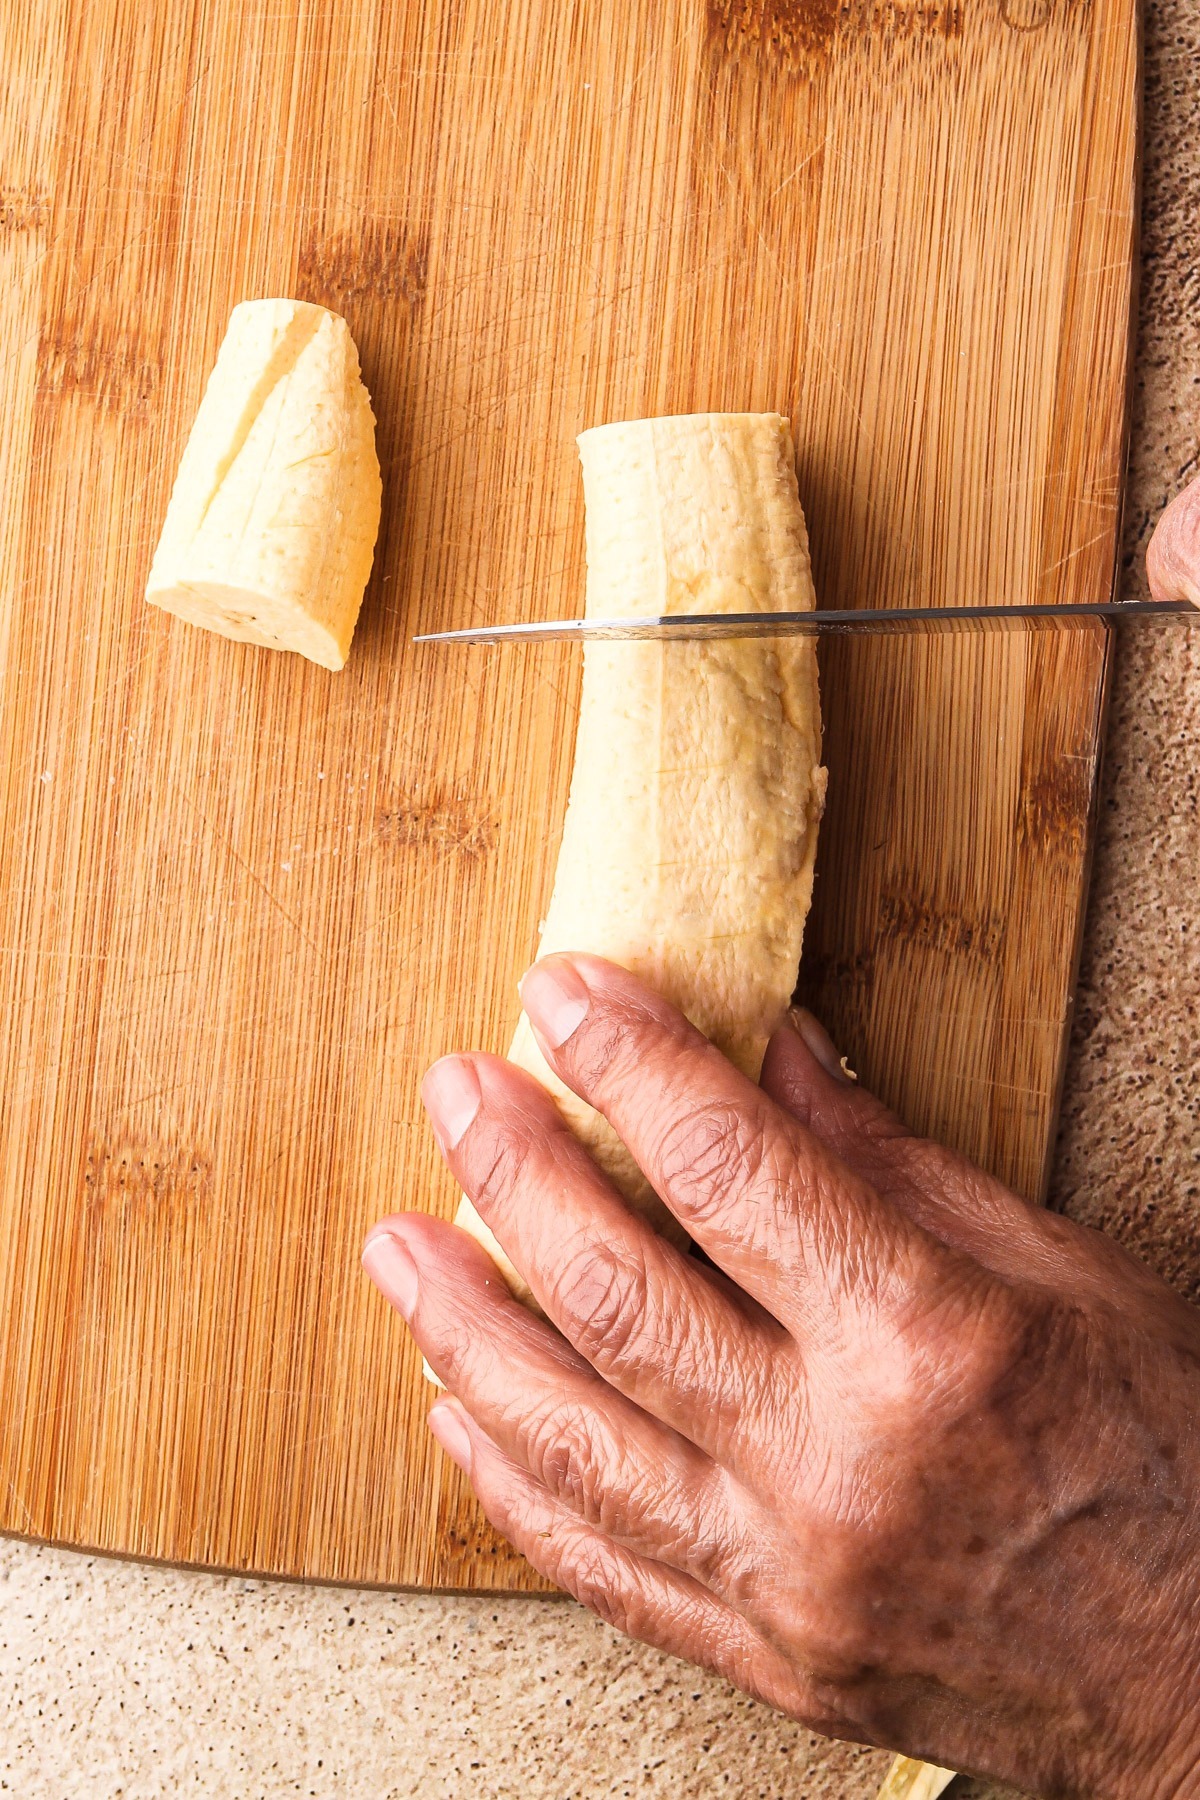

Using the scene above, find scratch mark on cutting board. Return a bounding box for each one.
[1039,528,1111,579]
[178,792,320,955]
[112,1022,187,1146]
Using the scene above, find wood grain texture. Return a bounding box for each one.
[0,0,1136,1589]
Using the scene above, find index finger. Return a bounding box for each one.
[517,953,944,1338]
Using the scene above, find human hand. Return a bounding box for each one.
[1148,472,1200,605]
[363,955,1200,1800]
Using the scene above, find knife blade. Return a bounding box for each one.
[415,600,1196,645]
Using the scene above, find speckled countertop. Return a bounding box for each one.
[2,7,1196,1796]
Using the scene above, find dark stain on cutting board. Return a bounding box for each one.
[297,223,430,310]
[710,0,964,61]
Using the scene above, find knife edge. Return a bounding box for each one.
[414,601,1195,645]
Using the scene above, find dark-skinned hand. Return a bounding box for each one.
[363,951,1200,1800]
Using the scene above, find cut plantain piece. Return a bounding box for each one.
[146,298,381,671]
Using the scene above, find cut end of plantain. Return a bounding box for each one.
[145,298,382,671]
[146,579,353,671]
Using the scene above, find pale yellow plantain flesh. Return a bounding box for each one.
[875,1755,958,1799]
[145,299,381,671]
[454,412,826,1303]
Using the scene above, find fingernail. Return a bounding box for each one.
[429,1401,473,1474]
[519,957,590,1049]
[362,1230,419,1320]
[421,1056,481,1151]
[794,1008,853,1082]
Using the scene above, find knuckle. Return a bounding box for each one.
[914,1280,1049,1419]
[655,1099,776,1223]
[569,1542,635,1634]
[778,1512,901,1681]
[955,1287,1077,1419]
[847,1291,995,1442]
[469,1127,536,1218]
[822,1291,1060,1533]
[682,1475,748,1594]
[799,1590,884,1686]
[550,1240,652,1367]
[426,1310,485,1385]
[893,1132,956,1198]
[527,1399,606,1515]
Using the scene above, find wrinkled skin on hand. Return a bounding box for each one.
[364,957,1200,1800]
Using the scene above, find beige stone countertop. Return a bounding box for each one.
[2,4,1196,1794]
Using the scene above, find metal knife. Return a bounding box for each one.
[415,600,1197,645]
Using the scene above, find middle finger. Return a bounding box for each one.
[421,1050,791,1473]
[517,953,936,1339]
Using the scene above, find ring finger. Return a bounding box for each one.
[364,1213,773,1596]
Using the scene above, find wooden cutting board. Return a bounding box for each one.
[0,0,1137,1589]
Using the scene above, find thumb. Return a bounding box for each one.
[1147,474,1200,605]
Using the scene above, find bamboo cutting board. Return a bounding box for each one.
[0,0,1137,1589]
